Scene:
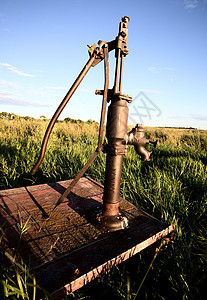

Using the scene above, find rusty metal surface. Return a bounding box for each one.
[0,177,173,298]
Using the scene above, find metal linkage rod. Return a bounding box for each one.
[53,149,101,210]
[114,48,121,94]
[119,53,124,92]
[53,45,109,209]
[98,45,109,149]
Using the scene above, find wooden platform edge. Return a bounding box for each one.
[51,224,174,299]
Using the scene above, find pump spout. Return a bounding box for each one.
[134,143,152,161]
[127,124,157,161]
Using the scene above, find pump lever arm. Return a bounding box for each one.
[31,55,96,175]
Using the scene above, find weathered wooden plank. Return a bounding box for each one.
[0,177,173,299]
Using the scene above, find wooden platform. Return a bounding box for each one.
[0,177,173,299]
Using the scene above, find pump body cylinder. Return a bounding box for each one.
[102,99,128,216]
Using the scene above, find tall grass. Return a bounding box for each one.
[0,118,207,299]
[0,213,50,299]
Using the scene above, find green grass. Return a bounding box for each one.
[0,117,207,299]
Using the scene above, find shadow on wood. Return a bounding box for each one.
[0,177,173,299]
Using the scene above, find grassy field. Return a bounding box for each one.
[0,117,206,299]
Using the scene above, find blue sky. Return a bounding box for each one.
[1,0,207,129]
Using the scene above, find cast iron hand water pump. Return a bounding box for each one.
[31,16,157,232]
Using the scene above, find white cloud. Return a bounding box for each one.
[0,62,36,77]
[163,67,175,71]
[169,114,207,121]
[169,115,189,120]
[4,28,10,32]
[134,88,161,95]
[148,67,156,73]
[0,91,18,97]
[190,114,207,121]
[184,0,199,9]
[44,86,67,90]
[80,88,94,94]
[148,67,175,73]
[0,93,52,107]
[0,79,20,88]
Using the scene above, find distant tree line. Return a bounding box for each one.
[0,112,34,120]
[158,126,196,130]
[0,112,98,125]
[63,117,98,125]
